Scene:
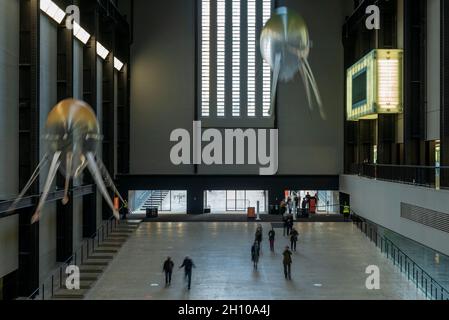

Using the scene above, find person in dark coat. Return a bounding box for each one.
[283,214,288,236]
[179,256,196,290]
[251,241,260,270]
[163,257,174,286]
[286,215,294,236]
[255,225,263,249]
[268,228,276,252]
[290,228,299,251]
[283,246,293,280]
[301,198,308,217]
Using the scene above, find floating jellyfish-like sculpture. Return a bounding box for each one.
[260,6,325,119]
[9,99,124,224]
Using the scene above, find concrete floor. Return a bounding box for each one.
[86,222,425,300]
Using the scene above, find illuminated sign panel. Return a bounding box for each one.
[346,49,403,121]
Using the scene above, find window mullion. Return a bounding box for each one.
[247,0,256,117]
[231,0,241,117]
[216,0,226,117]
[241,0,248,119]
[210,0,218,118]
[200,0,211,117]
[255,0,263,118]
[262,0,272,117]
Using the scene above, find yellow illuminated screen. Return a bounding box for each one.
[346,49,403,121]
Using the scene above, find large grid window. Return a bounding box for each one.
[200,0,273,120]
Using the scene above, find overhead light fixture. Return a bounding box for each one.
[96,41,110,60]
[40,0,66,24]
[73,22,91,45]
[114,57,124,71]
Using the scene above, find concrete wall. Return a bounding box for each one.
[0,0,19,200]
[39,15,58,282]
[97,58,103,227]
[396,0,404,144]
[130,0,195,175]
[0,215,19,279]
[0,0,20,278]
[73,40,83,100]
[340,175,449,256]
[130,0,352,175]
[426,0,440,141]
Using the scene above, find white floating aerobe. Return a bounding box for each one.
[8,99,125,223]
[170,121,279,176]
[260,6,325,119]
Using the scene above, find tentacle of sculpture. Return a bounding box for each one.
[96,157,126,205]
[269,53,282,116]
[86,152,120,220]
[301,57,326,120]
[62,152,73,205]
[299,62,314,114]
[74,154,86,179]
[7,154,49,213]
[31,151,62,224]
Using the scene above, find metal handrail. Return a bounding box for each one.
[361,163,447,169]
[352,212,449,300]
[27,215,118,300]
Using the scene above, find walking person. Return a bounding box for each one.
[283,246,293,280]
[162,257,174,286]
[301,198,308,218]
[268,228,276,252]
[287,197,293,214]
[286,215,294,236]
[179,256,196,290]
[283,213,288,236]
[251,241,260,270]
[290,228,299,251]
[255,225,263,250]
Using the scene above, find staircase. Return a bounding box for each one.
[139,190,170,211]
[30,220,141,300]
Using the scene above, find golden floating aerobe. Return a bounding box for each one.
[9,98,125,223]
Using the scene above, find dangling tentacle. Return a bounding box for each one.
[62,152,73,205]
[299,62,314,115]
[269,53,282,116]
[302,58,326,120]
[86,152,120,220]
[31,151,62,224]
[96,157,125,205]
[74,154,86,178]
[7,154,49,213]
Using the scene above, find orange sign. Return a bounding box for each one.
[114,197,119,210]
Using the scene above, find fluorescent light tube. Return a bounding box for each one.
[40,0,66,24]
[96,41,110,60]
[73,22,91,44]
[114,57,124,71]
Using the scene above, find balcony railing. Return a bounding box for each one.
[27,216,119,300]
[350,163,447,189]
[351,213,449,300]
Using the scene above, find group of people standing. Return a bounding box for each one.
[280,193,317,218]
[251,223,299,280]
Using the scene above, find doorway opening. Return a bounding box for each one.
[283,190,340,215]
[128,190,187,214]
[204,190,268,214]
